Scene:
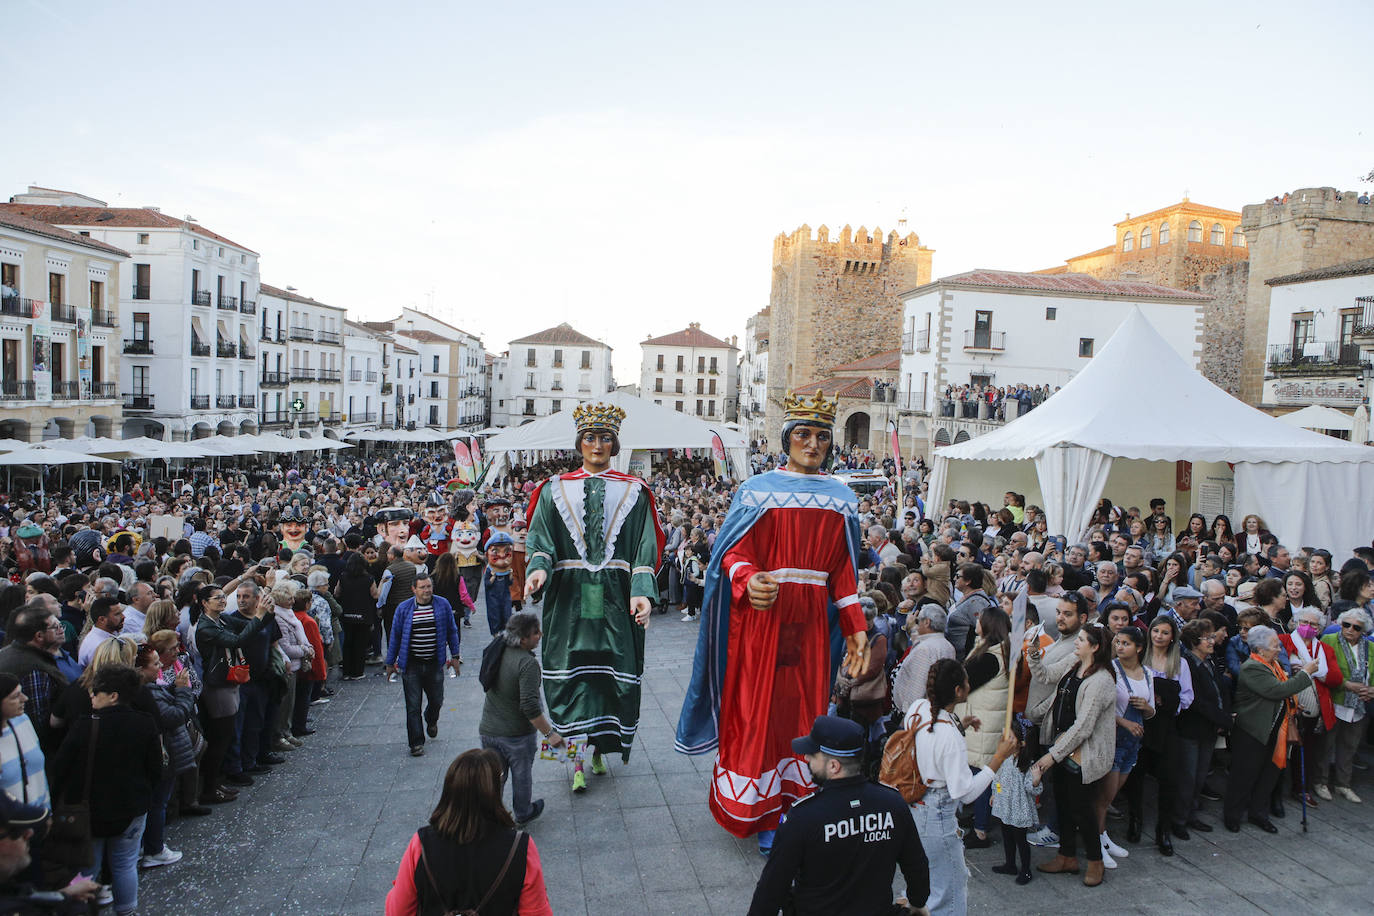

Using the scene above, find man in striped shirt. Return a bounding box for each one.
[385,570,461,757]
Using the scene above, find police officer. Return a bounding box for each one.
[748,715,931,916]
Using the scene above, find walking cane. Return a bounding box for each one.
[1298,741,1308,833]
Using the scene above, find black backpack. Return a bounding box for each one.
[478,636,506,692]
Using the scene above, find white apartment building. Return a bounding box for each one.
[1262,258,1374,432]
[380,340,422,430]
[505,323,613,422]
[899,269,1207,450]
[257,284,345,438]
[0,210,126,441]
[739,308,769,445]
[342,320,386,430]
[3,187,259,440]
[486,353,505,428]
[364,308,486,431]
[639,323,740,421]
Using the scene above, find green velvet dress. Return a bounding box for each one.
[525,469,661,761]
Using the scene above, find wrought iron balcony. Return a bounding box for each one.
[123,339,154,355]
[239,345,254,360]
[290,368,316,382]
[92,382,117,399]
[365,371,378,382]
[216,394,237,408]
[293,410,318,424]
[217,295,238,311]
[317,329,341,345]
[0,380,35,400]
[349,370,363,382]
[131,285,150,300]
[52,380,80,399]
[190,340,210,357]
[0,296,35,318]
[92,309,117,327]
[239,299,256,315]
[261,372,288,388]
[1268,340,1366,371]
[51,304,77,324]
[239,394,256,408]
[217,342,237,358]
[191,290,211,306]
[189,394,210,409]
[353,411,377,423]
[322,411,342,424]
[122,393,155,410]
[318,368,341,382]
[916,329,930,352]
[289,326,315,341]
[260,410,289,426]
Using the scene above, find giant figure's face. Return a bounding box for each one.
[486,504,511,527]
[580,430,615,472]
[786,424,831,474]
[451,522,481,552]
[380,519,410,549]
[487,544,513,571]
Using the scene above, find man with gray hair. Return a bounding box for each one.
[891,603,954,711]
[120,581,157,638]
[479,611,564,826]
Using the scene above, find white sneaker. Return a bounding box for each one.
[1101,846,1117,869]
[386,672,397,683]
[95,885,113,906]
[1336,786,1362,803]
[309,697,331,706]
[1101,832,1128,858]
[681,611,694,621]
[1027,826,1058,847]
[1314,784,1332,801]
[139,845,183,868]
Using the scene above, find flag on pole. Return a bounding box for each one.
[888,419,904,509]
[453,440,473,482]
[709,431,727,479]
[468,437,484,481]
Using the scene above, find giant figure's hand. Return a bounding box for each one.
[630,596,652,626]
[844,630,870,679]
[524,569,546,599]
[747,572,779,610]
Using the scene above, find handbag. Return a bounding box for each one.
[419,830,523,916]
[44,717,99,883]
[224,648,251,684]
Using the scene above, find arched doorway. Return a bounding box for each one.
[191,423,213,440]
[239,419,258,436]
[844,411,870,450]
[123,418,165,440]
[0,420,31,443]
[216,420,235,437]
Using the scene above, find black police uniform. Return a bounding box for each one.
[747,775,929,916]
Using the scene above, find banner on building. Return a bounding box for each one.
[30,299,50,403]
[76,313,91,399]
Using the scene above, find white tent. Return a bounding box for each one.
[482,391,749,483]
[927,308,1374,556]
[1276,404,1356,433]
[0,446,118,466]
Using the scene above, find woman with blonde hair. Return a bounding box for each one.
[142,599,181,640]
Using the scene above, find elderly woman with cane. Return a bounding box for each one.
[1222,625,1319,833]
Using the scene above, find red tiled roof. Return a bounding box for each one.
[1113,200,1240,226]
[790,378,872,399]
[0,211,129,257]
[1267,257,1374,286]
[510,322,609,347]
[0,203,256,254]
[912,269,1210,301]
[396,329,455,344]
[641,325,735,349]
[393,342,418,354]
[827,349,901,374]
[259,283,342,311]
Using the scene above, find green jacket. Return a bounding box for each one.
[1233,658,1311,745]
[1320,633,1374,708]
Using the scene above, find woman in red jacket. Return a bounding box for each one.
[1278,606,1343,806]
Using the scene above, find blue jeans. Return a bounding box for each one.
[481,732,539,821]
[910,787,966,916]
[401,658,445,749]
[142,775,176,856]
[91,813,146,915]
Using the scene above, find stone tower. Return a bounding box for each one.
[1239,188,1374,403]
[763,224,932,445]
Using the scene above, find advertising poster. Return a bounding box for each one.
[30,299,50,402]
[76,313,91,399]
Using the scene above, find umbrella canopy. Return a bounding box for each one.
[121,437,217,460]
[0,446,119,466]
[1276,404,1356,432]
[193,436,261,456]
[0,438,34,452]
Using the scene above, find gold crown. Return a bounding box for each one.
[573,402,626,434]
[783,389,838,426]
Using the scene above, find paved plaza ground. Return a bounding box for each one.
[139,604,1374,915]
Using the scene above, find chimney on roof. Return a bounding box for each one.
[689,322,699,329]
[145,206,160,212]
[730,335,737,348]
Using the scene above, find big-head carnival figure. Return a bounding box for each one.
[523,402,663,791]
[675,389,868,851]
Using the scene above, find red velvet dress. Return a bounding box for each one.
[708,508,864,837]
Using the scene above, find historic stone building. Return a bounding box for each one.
[1037,199,1250,395]
[789,349,901,451]
[1238,188,1374,405]
[763,223,932,444]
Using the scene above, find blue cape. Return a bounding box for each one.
[674,470,861,755]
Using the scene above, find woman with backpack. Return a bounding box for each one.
[903,658,1018,914]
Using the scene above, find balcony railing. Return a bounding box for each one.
[260,410,289,426]
[901,330,914,354]
[349,369,363,382]
[365,371,378,382]
[51,304,77,324]
[353,411,377,423]
[898,388,929,412]
[239,345,254,360]
[191,290,211,306]
[1353,297,1374,335]
[1268,341,1366,370]
[407,393,415,404]
[131,285,150,300]
[290,368,317,382]
[122,393,155,410]
[189,395,210,410]
[0,296,35,318]
[322,411,342,424]
[916,329,930,352]
[317,330,341,345]
[261,372,288,387]
[0,380,34,400]
[190,340,210,357]
[123,339,153,355]
[217,342,237,358]
[289,326,315,341]
[216,394,237,408]
[92,309,117,327]
[217,295,238,311]
[260,329,284,342]
[293,410,318,424]
[92,382,117,399]
[52,380,80,399]
[871,386,896,404]
[318,368,341,382]
[239,299,256,315]
[963,329,1006,351]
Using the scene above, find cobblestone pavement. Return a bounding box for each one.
[139,604,1374,915]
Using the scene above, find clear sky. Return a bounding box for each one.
[6,0,1370,381]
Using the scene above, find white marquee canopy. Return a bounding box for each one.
[928,308,1374,555]
[482,391,749,483]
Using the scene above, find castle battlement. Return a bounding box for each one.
[1242,187,1374,232]
[773,223,926,260]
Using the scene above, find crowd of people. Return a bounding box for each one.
[0,425,1365,913]
[938,383,1058,420]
